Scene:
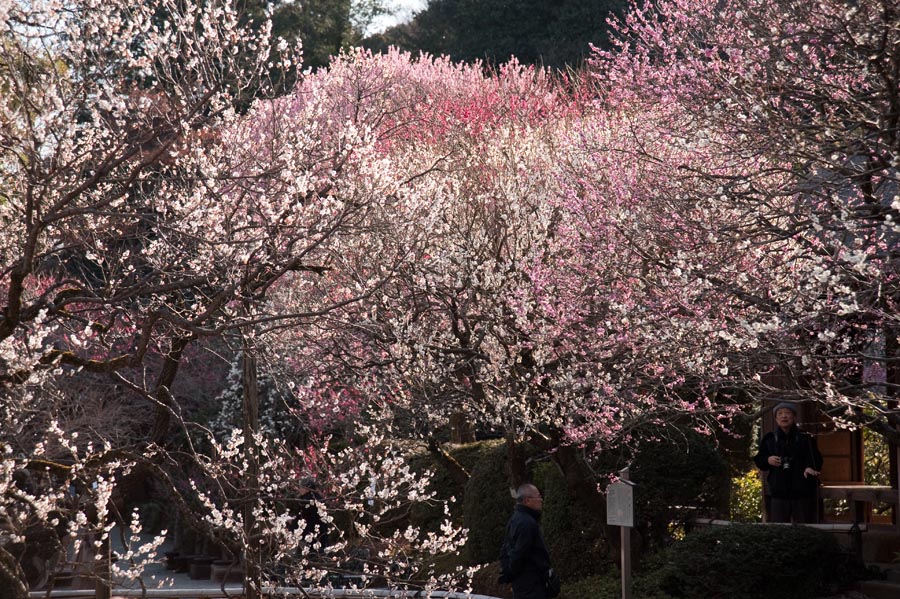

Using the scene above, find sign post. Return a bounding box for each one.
[606,467,634,599]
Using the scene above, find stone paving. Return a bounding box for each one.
[109,534,243,593]
[34,531,243,594]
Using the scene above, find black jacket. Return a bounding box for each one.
[500,504,552,599]
[753,425,823,500]
[296,490,328,550]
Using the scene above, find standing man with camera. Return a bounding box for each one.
[754,402,823,523]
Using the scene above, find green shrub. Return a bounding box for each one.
[532,461,608,580]
[407,441,501,533]
[863,426,891,486]
[402,439,633,588]
[657,524,855,599]
[629,430,730,545]
[729,469,763,522]
[557,573,619,599]
[462,442,512,564]
[557,568,672,599]
[587,427,730,552]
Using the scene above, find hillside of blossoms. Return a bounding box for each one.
[1,0,897,596]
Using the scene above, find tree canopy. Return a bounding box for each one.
[243,0,392,70]
[366,0,629,70]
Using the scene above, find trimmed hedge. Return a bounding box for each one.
[408,441,502,533]
[462,442,512,564]
[628,429,730,548]
[558,569,671,599]
[657,523,859,599]
[412,440,611,577]
[532,461,608,580]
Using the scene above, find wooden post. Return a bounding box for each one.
[620,468,632,599]
[94,534,111,599]
[892,443,900,531]
[242,346,261,599]
[608,467,634,599]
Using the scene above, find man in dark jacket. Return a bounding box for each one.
[753,402,823,523]
[499,483,556,599]
[294,477,328,552]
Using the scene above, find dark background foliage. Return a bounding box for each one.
[365,0,629,70]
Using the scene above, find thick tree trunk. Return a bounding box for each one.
[885,325,899,522]
[547,433,641,566]
[242,349,261,599]
[551,443,607,524]
[0,545,28,599]
[505,430,527,493]
[149,336,190,445]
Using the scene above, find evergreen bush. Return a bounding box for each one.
[462,442,513,564]
[592,427,731,551]
[407,440,504,533]
[557,570,672,599]
[729,469,763,522]
[657,523,857,599]
[532,461,608,580]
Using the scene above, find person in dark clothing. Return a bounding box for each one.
[296,477,328,551]
[499,483,558,599]
[753,402,823,523]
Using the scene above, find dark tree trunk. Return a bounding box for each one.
[505,430,528,492]
[0,545,28,599]
[242,349,261,599]
[149,336,190,445]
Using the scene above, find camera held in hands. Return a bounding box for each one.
[781,456,791,470]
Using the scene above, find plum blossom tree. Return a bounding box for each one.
[1,0,286,593]
[260,48,736,528]
[259,49,569,477]
[585,0,900,436]
[0,0,293,429]
[10,0,898,594]
[534,108,748,446]
[1,3,468,597]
